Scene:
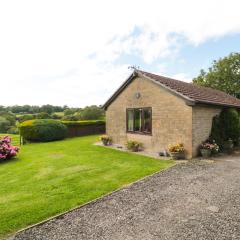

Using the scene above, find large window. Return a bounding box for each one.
[126,108,152,134]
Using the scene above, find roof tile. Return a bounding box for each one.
[138,70,240,108]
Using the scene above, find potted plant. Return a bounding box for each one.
[168,143,185,160]
[211,140,220,155]
[222,138,234,153]
[100,135,112,146]
[200,141,219,158]
[126,140,143,152]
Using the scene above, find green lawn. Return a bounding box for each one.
[0,135,174,239]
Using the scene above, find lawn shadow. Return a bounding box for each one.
[0,157,19,165]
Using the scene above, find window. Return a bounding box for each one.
[127,108,152,134]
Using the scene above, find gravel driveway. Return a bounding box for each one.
[11,155,240,240]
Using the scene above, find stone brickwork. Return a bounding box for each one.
[106,77,193,158]
[192,106,221,156]
[105,76,225,159]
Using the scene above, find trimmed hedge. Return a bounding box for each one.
[61,120,105,138]
[19,119,67,142]
[61,120,105,126]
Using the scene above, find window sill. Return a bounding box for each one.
[126,131,152,136]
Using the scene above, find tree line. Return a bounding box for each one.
[0,105,105,134]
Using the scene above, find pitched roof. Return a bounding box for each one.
[103,70,240,109]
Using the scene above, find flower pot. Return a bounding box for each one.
[170,152,184,160]
[102,139,109,146]
[223,140,234,153]
[200,149,211,158]
[131,146,140,152]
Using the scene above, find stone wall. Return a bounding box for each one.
[106,76,193,158]
[192,106,222,156]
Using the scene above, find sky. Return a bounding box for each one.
[0,0,240,107]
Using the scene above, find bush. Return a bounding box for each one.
[61,120,105,126]
[0,136,19,160]
[100,135,112,146]
[126,140,143,152]
[210,108,240,148]
[62,114,79,121]
[77,105,104,120]
[168,143,185,153]
[7,127,19,134]
[0,117,11,133]
[210,115,222,146]
[19,119,67,142]
[219,108,240,142]
[18,114,35,123]
[36,112,51,119]
[210,108,240,146]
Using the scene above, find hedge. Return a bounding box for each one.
[61,120,105,126]
[19,119,67,142]
[61,120,105,137]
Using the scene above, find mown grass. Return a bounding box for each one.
[0,135,174,239]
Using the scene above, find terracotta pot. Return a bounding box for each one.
[200,148,211,158]
[170,152,184,160]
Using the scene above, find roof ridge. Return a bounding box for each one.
[103,69,240,109]
[136,69,239,100]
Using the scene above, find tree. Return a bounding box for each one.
[193,53,240,98]
[78,105,104,120]
[36,112,51,119]
[40,105,54,114]
[0,117,11,133]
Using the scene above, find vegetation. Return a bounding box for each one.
[210,108,240,147]
[126,140,143,152]
[19,119,67,142]
[62,120,105,126]
[0,135,174,238]
[168,143,185,153]
[0,105,105,134]
[100,135,112,146]
[0,136,19,160]
[193,52,240,98]
[200,140,219,152]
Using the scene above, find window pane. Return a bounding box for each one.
[143,108,151,133]
[127,109,134,131]
[134,109,142,131]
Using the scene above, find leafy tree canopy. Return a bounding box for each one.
[193,52,240,98]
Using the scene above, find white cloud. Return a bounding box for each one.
[0,0,240,106]
[171,73,192,83]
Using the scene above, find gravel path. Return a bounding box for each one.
[11,155,240,240]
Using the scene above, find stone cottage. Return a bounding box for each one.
[103,70,240,158]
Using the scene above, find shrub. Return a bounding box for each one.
[168,143,185,153]
[62,114,78,121]
[210,108,240,148]
[100,135,112,146]
[77,105,104,120]
[36,112,51,119]
[7,127,19,134]
[51,113,62,119]
[18,114,36,123]
[0,117,11,133]
[210,115,223,147]
[219,108,240,142]
[19,119,67,142]
[126,140,143,152]
[0,136,19,160]
[61,120,105,126]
